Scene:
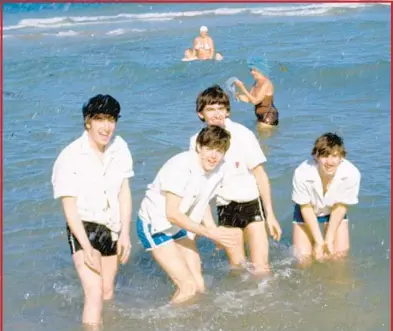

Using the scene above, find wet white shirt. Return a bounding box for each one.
[292,158,361,216]
[190,118,266,205]
[52,131,134,240]
[138,151,224,236]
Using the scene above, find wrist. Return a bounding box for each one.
[198,225,210,237]
[314,238,324,246]
[120,221,131,234]
[81,240,93,251]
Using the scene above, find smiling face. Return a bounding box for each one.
[197,145,225,172]
[198,103,229,127]
[311,133,346,179]
[85,114,117,151]
[315,150,343,178]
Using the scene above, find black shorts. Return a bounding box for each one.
[217,198,265,229]
[66,221,117,256]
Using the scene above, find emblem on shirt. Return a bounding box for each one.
[235,161,239,168]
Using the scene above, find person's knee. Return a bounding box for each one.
[102,284,114,300]
[193,275,205,293]
[83,285,103,310]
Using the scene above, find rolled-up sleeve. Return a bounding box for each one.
[160,165,189,198]
[244,131,267,170]
[292,169,311,205]
[51,153,78,199]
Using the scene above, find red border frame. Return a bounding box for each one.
[0,1,391,330]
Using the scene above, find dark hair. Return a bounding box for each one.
[196,125,231,153]
[82,94,121,121]
[196,85,230,121]
[312,132,347,158]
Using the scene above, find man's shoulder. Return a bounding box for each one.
[294,160,315,178]
[226,119,255,137]
[340,159,361,180]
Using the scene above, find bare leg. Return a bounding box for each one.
[176,238,205,293]
[73,250,103,326]
[151,241,197,304]
[324,221,350,260]
[222,227,247,269]
[245,221,270,275]
[292,223,314,267]
[100,255,118,300]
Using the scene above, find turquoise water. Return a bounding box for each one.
[3,3,391,331]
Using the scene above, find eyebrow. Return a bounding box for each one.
[205,106,226,110]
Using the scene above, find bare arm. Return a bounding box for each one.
[165,191,212,236]
[209,38,215,59]
[118,178,132,235]
[325,203,347,242]
[165,192,240,247]
[236,81,272,105]
[117,178,132,263]
[193,38,199,55]
[201,204,217,228]
[299,204,324,245]
[252,164,282,241]
[252,164,275,220]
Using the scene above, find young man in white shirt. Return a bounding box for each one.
[137,125,240,304]
[292,132,361,263]
[190,85,282,275]
[52,94,134,327]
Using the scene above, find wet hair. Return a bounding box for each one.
[312,132,347,158]
[196,125,231,153]
[82,94,121,126]
[196,85,230,122]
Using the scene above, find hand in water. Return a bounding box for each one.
[208,226,241,249]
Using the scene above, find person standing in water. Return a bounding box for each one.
[190,85,282,275]
[51,94,134,327]
[193,25,215,60]
[136,126,240,304]
[291,133,361,264]
[234,56,279,128]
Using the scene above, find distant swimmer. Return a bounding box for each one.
[234,56,279,128]
[193,25,215,60]
[182,48,224,62]
[291,133,361,265]
[181,48,198,62]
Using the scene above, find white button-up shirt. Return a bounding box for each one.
[52,131,134,240]
[138,151,225,236]
[292,158,361,217]
[190,118,266,205]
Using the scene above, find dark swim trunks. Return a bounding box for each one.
[66,221,117,256]
[217,198,265,229]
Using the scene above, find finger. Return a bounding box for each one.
[117,243,122,256]
[121,251,129,264]
[122,246,132,264]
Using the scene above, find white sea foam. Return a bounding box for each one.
[3,3,382,32]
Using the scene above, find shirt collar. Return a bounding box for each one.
[189,150,205,176]
[224,117,233,128]
[79,130,119,157]
[304,158,350,182]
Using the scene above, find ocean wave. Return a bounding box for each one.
[3,3,383,32]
